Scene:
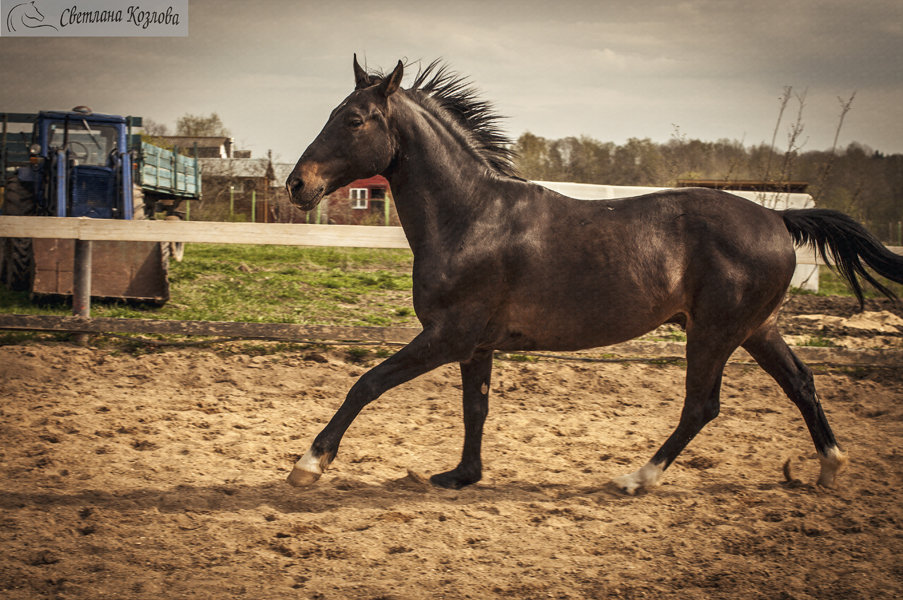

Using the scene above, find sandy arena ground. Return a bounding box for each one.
[1,296,901,599]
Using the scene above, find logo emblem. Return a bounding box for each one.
[6,1,59,32]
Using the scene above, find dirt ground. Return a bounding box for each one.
[1,296,901,599]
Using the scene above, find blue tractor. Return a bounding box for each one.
[1,107,201,303]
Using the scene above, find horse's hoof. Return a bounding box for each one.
[816,447,848,488]
[612,461,665,495]
[287,448,332,487]
[429,469,479,489]
[611,474,642,495]
[286,465,322,487]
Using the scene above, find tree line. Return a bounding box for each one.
[141,112,901,242]
[512,132,903,243]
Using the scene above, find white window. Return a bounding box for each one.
[349,188,368,209]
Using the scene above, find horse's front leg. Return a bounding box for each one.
[287,330,464,486]
[430,350,493,489]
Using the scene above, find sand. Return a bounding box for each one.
[1,296,901,599]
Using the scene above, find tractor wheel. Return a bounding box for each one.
[149,240,171,307]
[1,177,35,291]
[132,185,149,220]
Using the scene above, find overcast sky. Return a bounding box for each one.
[1,0,901,165]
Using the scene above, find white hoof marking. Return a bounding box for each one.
[612,461,664,495]
[817,446,848,488]
[286,448,327,487]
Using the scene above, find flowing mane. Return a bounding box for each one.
[370,60,518,178]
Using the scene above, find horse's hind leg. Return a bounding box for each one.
[430,350,493,489]
[742,325,847,487]
[613,336,732,495]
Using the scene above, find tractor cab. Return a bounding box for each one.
[18,107,134,219]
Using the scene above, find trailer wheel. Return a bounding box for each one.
[169,242,185,262]
[1,177,35,291]
[164,215,185,262]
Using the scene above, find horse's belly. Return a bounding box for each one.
[493,299,677,352]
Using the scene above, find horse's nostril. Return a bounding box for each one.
[286,176,303,196]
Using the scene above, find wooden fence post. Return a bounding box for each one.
[72,239,92,344]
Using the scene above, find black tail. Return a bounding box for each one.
[782,208,903,306]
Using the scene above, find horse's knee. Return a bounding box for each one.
[701,400,720,423]
[786,357,816,398]
[683,399,720,427]
[346,373,383,407]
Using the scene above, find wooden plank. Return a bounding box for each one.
[0,314,420,345]
[0,216,411,249]
[1,314,900,366]
[0,216,82,238]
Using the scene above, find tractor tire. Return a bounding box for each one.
[1,177,36,291]
[133,185,149,220]
[150,240,172,307]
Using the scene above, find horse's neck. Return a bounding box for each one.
[385,101,492,251]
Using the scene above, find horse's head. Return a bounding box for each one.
[286,56,403,211]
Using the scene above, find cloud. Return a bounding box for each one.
[1,0,900,158]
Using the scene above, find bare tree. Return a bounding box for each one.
[761,86,793,184]
[176,113,230,137]
[777,88,808,190]
[142,118,169,136]
[813,92,856,203]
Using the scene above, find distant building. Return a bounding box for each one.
[269,165,397,225]
[196,157,276,222]
[326,175,393,225]
[155,136,235,159]
[194,152,397,224]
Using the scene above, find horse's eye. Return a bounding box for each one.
[348,118,364,129]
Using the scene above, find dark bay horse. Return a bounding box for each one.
[285,57,903,494]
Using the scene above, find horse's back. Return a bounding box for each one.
[489,185,796,350]
[597,187,796,327]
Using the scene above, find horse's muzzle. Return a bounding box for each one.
[285,170,327,211]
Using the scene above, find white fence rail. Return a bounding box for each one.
[2,215,900,265]
[0,216,409,248]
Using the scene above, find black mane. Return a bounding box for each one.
[370,60,518,178]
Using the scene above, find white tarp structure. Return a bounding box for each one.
[535,181,819,292]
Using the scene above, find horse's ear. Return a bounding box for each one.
[353,54,371,89]
[378,60,404,98]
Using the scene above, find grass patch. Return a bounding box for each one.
[791,266,903,299]
[647,331,687,343]
[345,347,373,363]
[2,246,899,335]
[0,244,418,328]
[800,335,838,348]
[498,353,539,363]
